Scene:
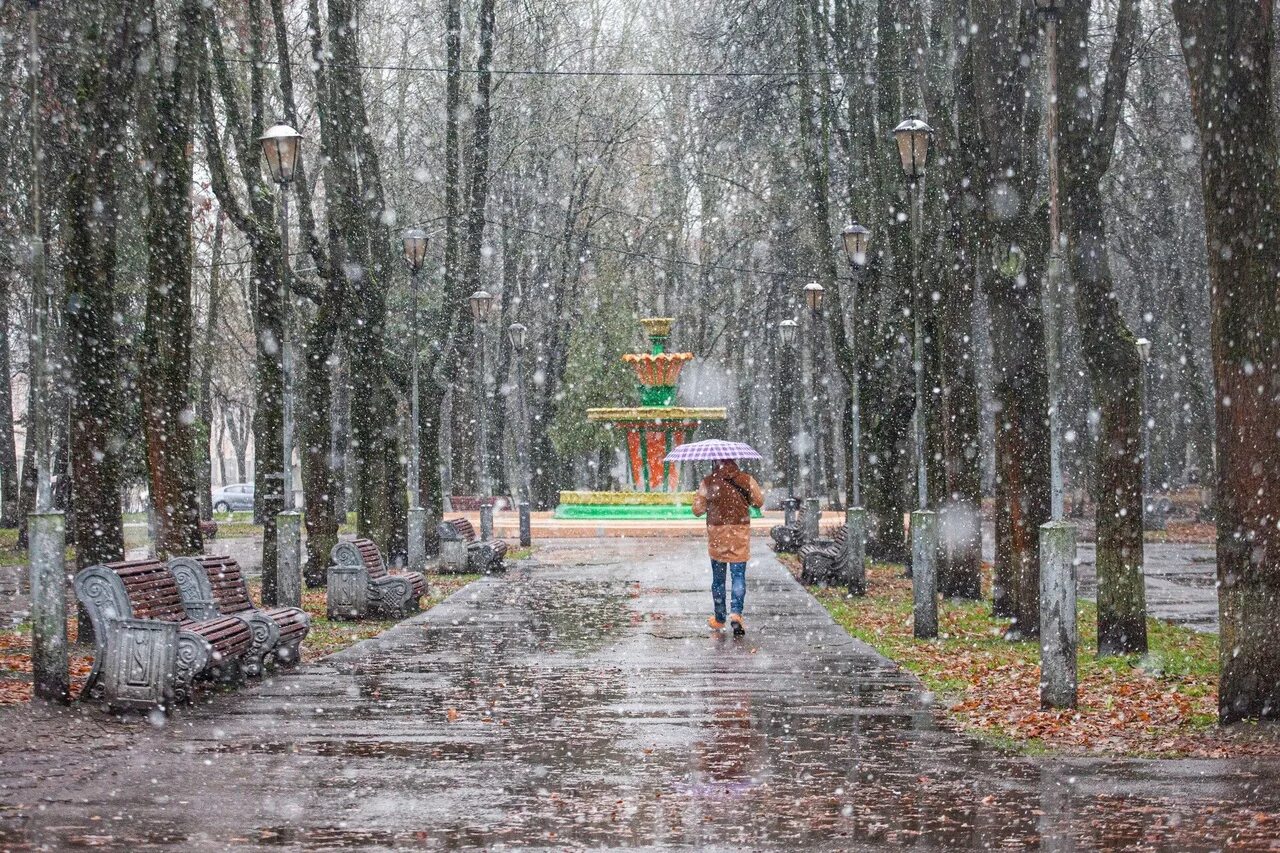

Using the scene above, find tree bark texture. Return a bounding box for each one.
[935,0,983,599]
[64,0,145,569]
[1173,0,1280,722]
[964,0,1049,633]
[0,270,19,526]
[1058,0,1147,655]
[984,235,1052,636]
[194,214,224,520]
[141,0,204,560]
[322,0,397,554]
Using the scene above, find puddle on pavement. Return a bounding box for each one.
[2,544,1278,849]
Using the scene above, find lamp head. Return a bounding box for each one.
[778,318,798,347]
[469,289,495,323]
[803,281,825,312]
[508,322,528,349]
[258,123,302,184]
[402,228,429,273]
[841,223,871,268]
[892,115,934,181]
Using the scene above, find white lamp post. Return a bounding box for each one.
[470,289,495,540]
[509,322,532,546]
[840,223,871,595]
[802,283,824,542]
[840,224,870,508]
[893,116,932,514]
[778,318,800,526]
[259,123,302,607]
[894,114,937,638]
[403,228,428,571]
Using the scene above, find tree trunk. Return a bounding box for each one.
[320,0,396,554]
[1173,0,1280,722]
[460,0,497,499]
[0,271,20,527]
[301,311,338,586]
[963,0,1047,632]
[250,242,284,601]
[937,228,983,599]
[194,214,224,520]
[1058,0,1146,655]
[64,0,143,569]
[983,224,1052,637]
[141,0,204,559]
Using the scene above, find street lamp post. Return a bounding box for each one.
[840,223,871,595]
[509,322,532,547]
[470,289,495,541]
[893,114,938,638]
[778,318,800,529]
[1035,0,1079,710]
[403,228,429,572]
[802,282,825,544]
[259,123,303,607]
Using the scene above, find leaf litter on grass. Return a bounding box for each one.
[801,560,1280,759]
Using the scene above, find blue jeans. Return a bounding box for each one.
[711,560,746,623]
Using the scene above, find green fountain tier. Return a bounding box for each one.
[555,317,733,520]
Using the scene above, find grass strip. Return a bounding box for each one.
[804,561,1279,759]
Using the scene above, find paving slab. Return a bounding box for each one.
[1,538,1277,850]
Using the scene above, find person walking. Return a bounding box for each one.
[692,458,764,637]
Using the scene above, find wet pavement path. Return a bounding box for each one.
[2,539,1278,850]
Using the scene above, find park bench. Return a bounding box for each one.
[74,558,254,710]
[327,538,427,620]
[770,503,809,553]
[438,517,508,574]
[167,554,310,675]
[800,524,849,586]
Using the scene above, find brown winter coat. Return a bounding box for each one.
[692,461,765,563]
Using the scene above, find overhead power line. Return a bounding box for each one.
[225,54,896,79]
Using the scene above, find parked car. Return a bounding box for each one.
[212,482,255,513]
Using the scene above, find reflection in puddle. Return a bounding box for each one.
[2,541,1279,849]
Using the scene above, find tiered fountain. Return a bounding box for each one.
[555,318,727,519]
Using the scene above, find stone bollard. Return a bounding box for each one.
[518,500,532,547]
[783,497,798,528]
[804,497,821,543]
[407,507,428,573]
[29,511,68,704]
[277,510,302,608]
[1039,520,1078,709]
[845,507,867,596]
[438,522,468,573]
[480,502,494,542]
[911,510,938,639]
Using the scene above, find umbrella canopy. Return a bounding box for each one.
[662,439,762,463]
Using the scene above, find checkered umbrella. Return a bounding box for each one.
[662,439,762,463]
